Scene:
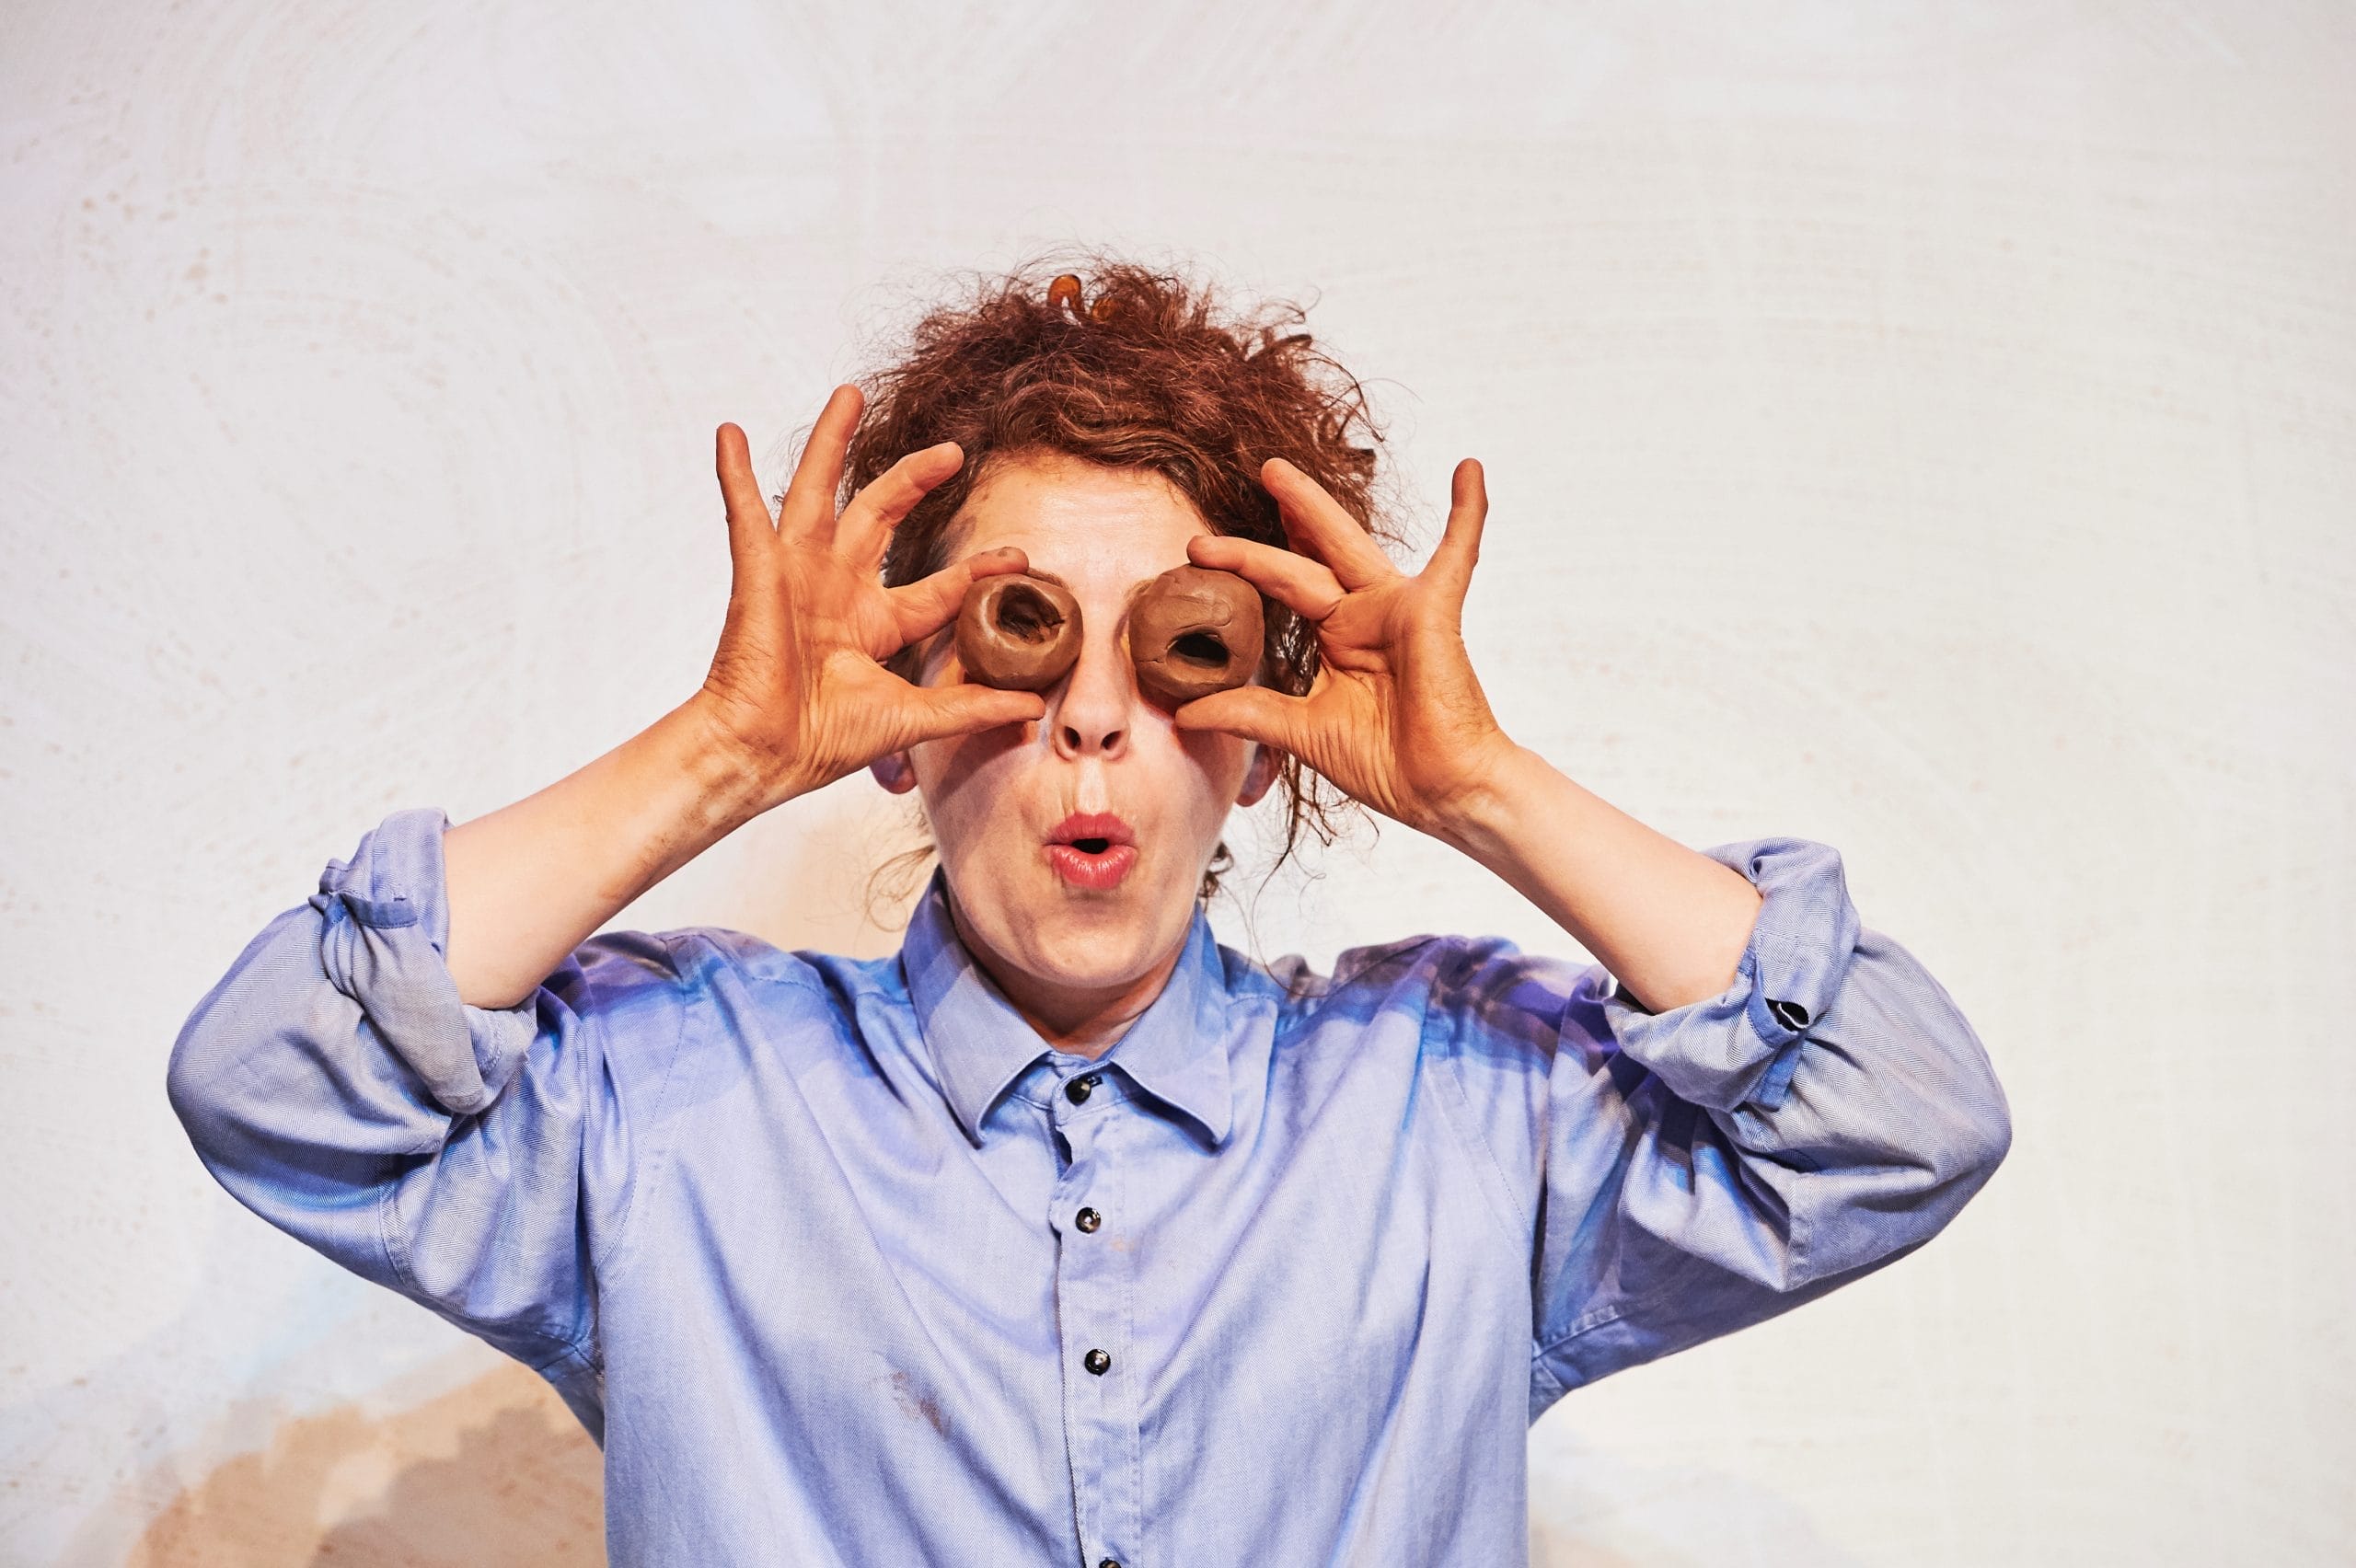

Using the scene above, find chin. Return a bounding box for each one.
[1022,891,1164,973]
[1025,943,1150,993]
[964,857,1186,983]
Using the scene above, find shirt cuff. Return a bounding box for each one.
[307,805,536,1116]
[1596,836,1863,1113]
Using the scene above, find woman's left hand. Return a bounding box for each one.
[1174,457,1520,840]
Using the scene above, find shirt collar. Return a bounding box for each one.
[900,864,1234,1148]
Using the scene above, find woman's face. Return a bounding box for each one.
[869,450,1280,1016]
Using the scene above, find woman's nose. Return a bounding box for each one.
[1049,629,1133,759]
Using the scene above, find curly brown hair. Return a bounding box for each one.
[834,253,1404,914]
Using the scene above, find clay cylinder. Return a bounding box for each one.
[1129,565,1264,708]
[954,573,1084,691]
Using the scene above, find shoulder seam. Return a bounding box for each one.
[1332,931,1450,987]
[584,929,702,1311]
[687,925,864,1000]
[1424,1010,1542,1259]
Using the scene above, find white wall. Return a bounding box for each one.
[3,2,2350,1562]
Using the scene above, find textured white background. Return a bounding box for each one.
[3,1,2351,1562]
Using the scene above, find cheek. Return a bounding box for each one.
[909,725,1039,847]
[1168,726,1253,814]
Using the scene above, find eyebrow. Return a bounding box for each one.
[1014,564,1152,606]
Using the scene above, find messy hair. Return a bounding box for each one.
[839,253,1403,915]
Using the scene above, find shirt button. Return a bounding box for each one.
[1065,1072,1102,1105]
[1083,1347,1111,1376]
[1075,1206,1102,1233]
[1101,1560,1122,1568]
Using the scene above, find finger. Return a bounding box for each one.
[1423,458,1488,604]
[1185,534,1345,622]
[837,441,965,568]
[890,681,1047,750]
[885,546,1033,651]
[714,423,777,566]
[1169,684,1309,754]
[1260,458,1398,592]
[776,385,863,543]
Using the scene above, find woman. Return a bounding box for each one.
[167,259,2012,1565]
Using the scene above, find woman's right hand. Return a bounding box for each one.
[694,384,1047,811]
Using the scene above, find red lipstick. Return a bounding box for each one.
[1045,812,1138,891]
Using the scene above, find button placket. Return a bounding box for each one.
[1050,1080,1141,1568]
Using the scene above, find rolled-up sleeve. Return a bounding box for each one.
[1430,836,2011,1423]
[164,807,698,1441]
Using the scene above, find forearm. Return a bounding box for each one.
[1433,744,1763,1016]
[443,696,772,1009]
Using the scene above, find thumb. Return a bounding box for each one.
[892,682,1047,750]
[1171,686,1302,753]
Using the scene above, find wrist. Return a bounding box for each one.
[662,695,793,834]
[1423,736,1543,858]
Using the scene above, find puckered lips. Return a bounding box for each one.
[1044,811,1138,891]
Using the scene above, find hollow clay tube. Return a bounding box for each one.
[954,573,1084,691]
[1129,565,1264,708]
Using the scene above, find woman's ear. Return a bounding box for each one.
[870,750,919,795]
[1235,742,1280,808]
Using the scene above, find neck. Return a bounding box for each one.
[945,892,1188,1060]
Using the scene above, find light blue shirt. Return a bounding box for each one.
[167,806,2010,1566]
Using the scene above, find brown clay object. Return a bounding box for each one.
[1129,565,1264,708]
[954,573,1084,691]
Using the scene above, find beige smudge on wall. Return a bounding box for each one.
[124,1364,602,1567]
